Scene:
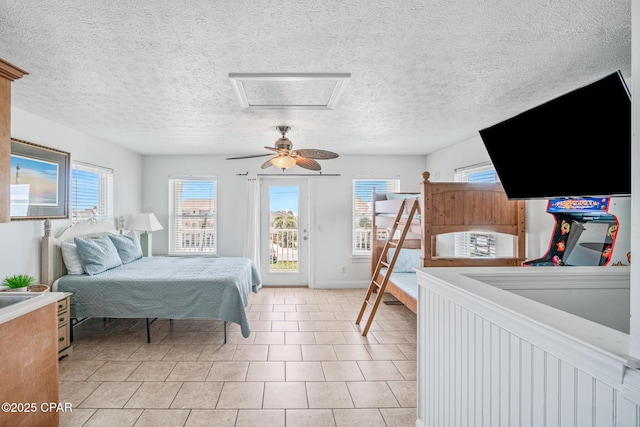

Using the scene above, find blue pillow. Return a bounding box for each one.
[74,236,123,275]
[108,233,143,264]
[387,248,422,273]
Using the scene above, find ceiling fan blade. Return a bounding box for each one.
[291,149,339,160]
[295,157,321,171]
[264,146,279,152]
[226,153,273,160]
[260,158,274,169]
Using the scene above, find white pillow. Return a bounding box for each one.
[60,242,85,275]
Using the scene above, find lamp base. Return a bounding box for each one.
[139,232,153,257]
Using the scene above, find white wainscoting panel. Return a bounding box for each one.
[416,267,640,427]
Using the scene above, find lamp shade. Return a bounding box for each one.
[271,155,296,170]
[129,212,163,232]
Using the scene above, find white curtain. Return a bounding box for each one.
[242,178,261,281]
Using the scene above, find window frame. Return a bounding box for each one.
[168,175,218,256]
[70,161,113,224]
[352,177,400,257]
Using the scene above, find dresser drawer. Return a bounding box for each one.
[57,324,69,352]
[57,293,73,358]
[57,311,68,327]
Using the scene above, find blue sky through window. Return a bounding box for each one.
[180,181,215,201]
[354,181,388,203]
[71,169,99,211]
[270,186,298,214]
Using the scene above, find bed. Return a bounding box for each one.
[40,219,260,342]
[370,171,526,314]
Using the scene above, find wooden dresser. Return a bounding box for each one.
[0,294,61,427]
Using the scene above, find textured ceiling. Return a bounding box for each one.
[0,0,631,157]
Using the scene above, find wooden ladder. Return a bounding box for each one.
[355,198,420,336]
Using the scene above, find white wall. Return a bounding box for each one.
[0,107,142,282]
[141,154,427,288]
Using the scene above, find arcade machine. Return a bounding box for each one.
[524,197,631,267]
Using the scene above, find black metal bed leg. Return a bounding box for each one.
[145,318,159,343]
[223,321,227,344]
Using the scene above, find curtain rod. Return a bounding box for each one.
[257,173,341,177]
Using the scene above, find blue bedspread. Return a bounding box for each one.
[56,256,261,337]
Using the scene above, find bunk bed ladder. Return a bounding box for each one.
[355,198,420,336]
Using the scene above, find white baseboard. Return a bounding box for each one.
[311,280,369,289]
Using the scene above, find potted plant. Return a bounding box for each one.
[2,274,35,292]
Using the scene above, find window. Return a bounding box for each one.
[352,178,400,255]
[70,161,113,223]
[169,176,217,255]
[454,163,498,257]
[454,164,498,183]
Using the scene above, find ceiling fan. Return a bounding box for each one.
[226,125,339,171]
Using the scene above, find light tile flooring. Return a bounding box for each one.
[58,287,417,427]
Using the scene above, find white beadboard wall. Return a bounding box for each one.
[416,267,640,427]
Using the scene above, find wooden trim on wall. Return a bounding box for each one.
[0,79,10,223]
[0,58,29,82]
[0,58,27,223]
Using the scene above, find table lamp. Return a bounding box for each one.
[129,212,163,257]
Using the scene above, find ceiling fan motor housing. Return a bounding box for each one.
[275,137,293,151]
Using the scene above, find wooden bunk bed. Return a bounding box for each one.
[357,171,526,333]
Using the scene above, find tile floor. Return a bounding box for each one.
[57,287,417,426]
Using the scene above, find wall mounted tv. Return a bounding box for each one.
[478,70,631,200]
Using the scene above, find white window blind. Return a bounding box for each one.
[454,164,497,257]
[70,161,113,223]
[352,178,400,255]
[169,177,217,255]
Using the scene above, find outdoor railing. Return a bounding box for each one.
[353,227,389,254]
[354,228,372,252]
[270,228,298,272]
[175,226,216,253]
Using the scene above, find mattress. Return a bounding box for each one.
[56,256,261,337]
[380,268,418,300]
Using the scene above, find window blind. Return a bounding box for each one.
[352,178,400,255]
[169,177,217,255]
[70,161,113,222]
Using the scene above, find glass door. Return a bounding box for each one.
[260,178,309,286]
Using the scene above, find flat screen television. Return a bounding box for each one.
[478,70,631,200]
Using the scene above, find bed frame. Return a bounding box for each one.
[371,171,526,313]
[40,219,230,343]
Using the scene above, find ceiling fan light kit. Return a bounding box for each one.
[227,125,339,172]
[271,155,296,169]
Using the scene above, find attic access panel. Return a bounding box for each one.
[229,73,350,110]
